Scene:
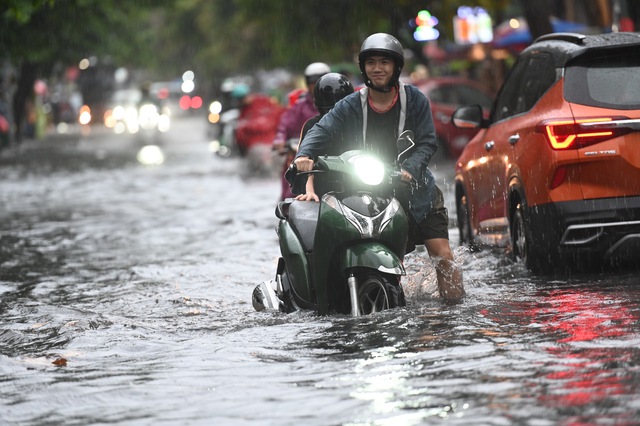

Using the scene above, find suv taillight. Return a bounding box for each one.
[537,117,631,150]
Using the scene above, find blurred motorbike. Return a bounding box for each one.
[207,102,240,158]
[234,94,284,177]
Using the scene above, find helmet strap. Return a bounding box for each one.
[363,62,401,93]
[366,71,400,93]
[369,82,394,93]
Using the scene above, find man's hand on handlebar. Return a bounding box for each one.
[400,168,414,183]
[293,156,314,172]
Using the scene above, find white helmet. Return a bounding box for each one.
[304,62,331,85]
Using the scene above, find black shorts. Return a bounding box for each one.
[408,186,449,246]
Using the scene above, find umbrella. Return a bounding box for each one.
[493,17,587,48]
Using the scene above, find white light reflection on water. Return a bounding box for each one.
[346,342,472,425]
[136,144,165,165]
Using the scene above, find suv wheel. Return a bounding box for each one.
[511,202,555,275]
[457,189,478,251]
[511,206,528,264]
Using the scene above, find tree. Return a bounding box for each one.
[161,0,515,91]
[520,0,553,40]
[1,0,169,141]
[2,0,518,142]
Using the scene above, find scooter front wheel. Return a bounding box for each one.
[356,273,405,315]
[278,272,298,313]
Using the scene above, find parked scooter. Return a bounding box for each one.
[253,131,417,316]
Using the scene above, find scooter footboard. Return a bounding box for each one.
[340,242,406,275]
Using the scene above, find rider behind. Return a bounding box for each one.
[273,62,331,201]
[294,72,354,202]
[293,33,465,304]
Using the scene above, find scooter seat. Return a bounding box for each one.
[288,200,320,252]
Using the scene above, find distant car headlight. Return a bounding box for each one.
[112,105,125,120]
[78,105,91,125]
[139,103,158,116]
[157,114,170,132]
[124,106,139,133]
[349,154,385,186]
[209,101,222,114]
[104,109,116,128]
[138,103,159,130]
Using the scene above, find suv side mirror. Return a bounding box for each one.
[453,105,486,129]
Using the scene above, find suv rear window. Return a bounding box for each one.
[565,50,640,110]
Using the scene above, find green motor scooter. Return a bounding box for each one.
[253,131,416,316]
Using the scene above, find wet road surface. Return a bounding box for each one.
[1,116,640,425]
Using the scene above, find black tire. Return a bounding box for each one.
[356,273,405,315]
[511,203,555,274]
[511,206,529,265]
[457,190,478,251]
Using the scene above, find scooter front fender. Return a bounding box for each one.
[340,242,406,276]
[278,220,313,303]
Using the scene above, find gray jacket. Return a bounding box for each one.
[296,82,439,222]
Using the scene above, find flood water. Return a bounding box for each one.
[1,116,639,426]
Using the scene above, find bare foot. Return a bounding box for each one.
[437,259,465,304]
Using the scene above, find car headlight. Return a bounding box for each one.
[349,154,385,186]
[209,101,222,114]
[138,103,160,129]
[112,105,125,120]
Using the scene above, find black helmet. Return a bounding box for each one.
[313,73,354,115]
[358,33,404,92]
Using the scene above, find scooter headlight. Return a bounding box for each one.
[349,154,385,186]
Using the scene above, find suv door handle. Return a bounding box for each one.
[484,141,495,151]
[508,134,520,145]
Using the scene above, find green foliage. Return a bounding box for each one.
[2,0,517,84]
[165,0,516,81]
[167,0,417,83]
[1,0,167,73]
[3,0,55,23]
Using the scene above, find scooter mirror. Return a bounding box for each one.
[396,130,415,163]
[284,161,308,196]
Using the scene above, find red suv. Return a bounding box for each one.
[452,32,640,274]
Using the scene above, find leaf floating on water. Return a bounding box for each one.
[52,357,67,367]
[30,322,49,329]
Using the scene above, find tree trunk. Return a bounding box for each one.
[521,0,553,40]
[12,61,37,143]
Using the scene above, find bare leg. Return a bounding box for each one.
[424,238,465,304]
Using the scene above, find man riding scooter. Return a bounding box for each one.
[293,33,465,304]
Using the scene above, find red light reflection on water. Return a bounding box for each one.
[480,287,640,417]
[535,291,634,343]
[527,289,638,411]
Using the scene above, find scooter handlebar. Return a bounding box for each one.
[390,169,419,192]
[274,138,300,154]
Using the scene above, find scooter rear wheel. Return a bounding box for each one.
[357,273,405,315]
